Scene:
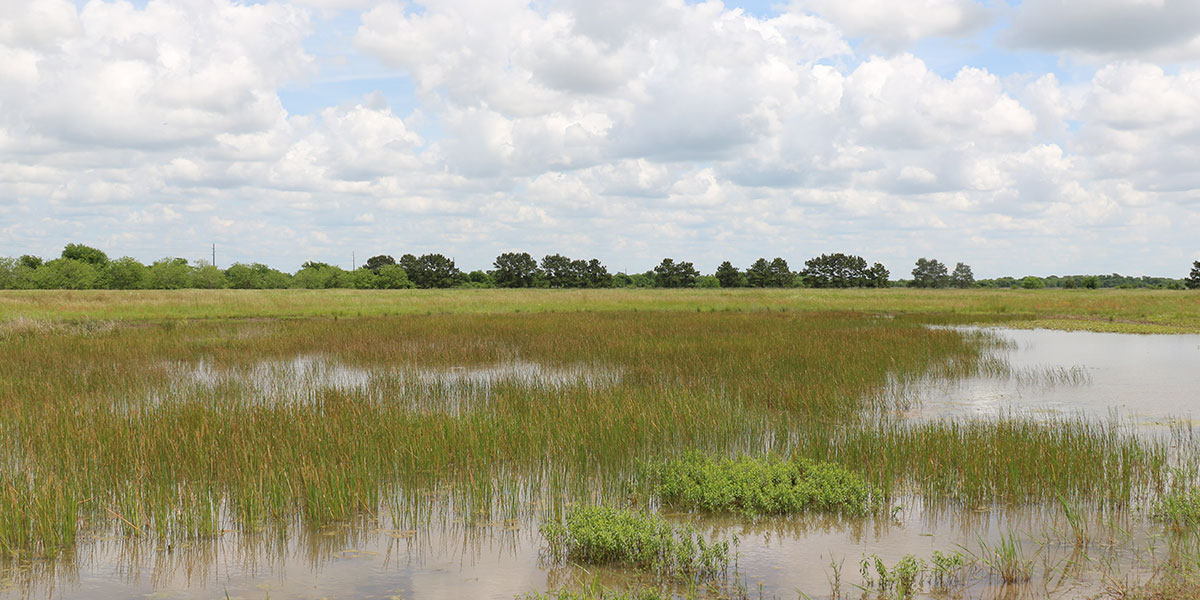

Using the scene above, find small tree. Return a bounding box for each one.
[865,263,890,288]
[493,252,540,288]
[745,258,772,288]
[364,254,396,274]
[949,263,974,289]
[104,256,148,289]
[911,258,949,288]
[1021,276,1045,289]
[61,243,109,268]
[1187,261,1200,290]
[767,257,792,287]
[377,264,414,289]
[653,258,698,288]
[581,259,612,288]
[714,261,744,288]
[31,258,100,289]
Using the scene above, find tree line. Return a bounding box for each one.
[0,244,1195,291]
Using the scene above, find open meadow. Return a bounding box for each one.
[2,288,1200,599]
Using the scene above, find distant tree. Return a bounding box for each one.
[465,270,495,287]
[611,272,634,287]
[911,258,949,288]
[653,258,698,288]
[364,255,395,274]
[148,257,192,289]
[581,259,612,288]
[493,252,540,288]
[104,256,148,289]
[745,258,772,288]
[377,264,414,289]
[347,268,378,289]
[226,263,290,289]
[767,258,792,287]
[695,275,720,288]
[404,254,459,288]
[865,263,890,288]
[1063,277,1078,289]
[32,258,101,289]
[1082,275,1099,289]
[802,253,869,288]
[541,254,579,288]
[61,243,109,268]
[1021,275,1045,289]
[1187,261,1200,290]
[292,262,348,289]
[714,261,745,288]
[18,255,42,270]
[190,260,227,289]
[949,262,975,289]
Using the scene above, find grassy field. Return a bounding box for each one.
[0,288,1195,595]
[1,287,1199,332]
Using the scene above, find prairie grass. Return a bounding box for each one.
[0,293,1185,564]
[2,287,1200,333]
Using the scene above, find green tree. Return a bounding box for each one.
[949,262,974,289]
[1082,276,1099,289]
[61,243,109,268]
[0,257,36,289]
[377,264,414,289]
[347,268,378,289]
[541,254,578,288]
[767,257,792,287]
[1021,275,1045,289]
[581,259,612,288]
[695,275,720,288]
[714,261,745,288]
[190,261,227,289]
[18,255,42,270]
[745,258,772,288]
[104,256,148,289]
[403,254,459,288]
[1187,261,1200,290]
[911,258,949,288]
[292,262,349,289]
[493,252,540,288]
[364,255,395,274]
[148,258,192,289]
[865,263,890,288]
[653,258,698,288]
[32,258,100,289]
[801,253,870,288]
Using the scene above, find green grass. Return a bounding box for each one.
[2,287,1200,333]
[1150,489,1200,529]
[647,453,881,517]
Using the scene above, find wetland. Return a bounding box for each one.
[1,289,1199,599]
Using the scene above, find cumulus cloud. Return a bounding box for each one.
[0,0,1198,276]
[787,0,993,52]
[1007,0,1200,61]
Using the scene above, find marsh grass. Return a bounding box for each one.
[0,300,1182,565]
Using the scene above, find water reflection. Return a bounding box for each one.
[904,328,1200,428]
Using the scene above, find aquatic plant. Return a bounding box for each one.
[539,506,730,583]
[647,453,880,517]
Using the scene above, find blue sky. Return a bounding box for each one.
[3,0,1200,276]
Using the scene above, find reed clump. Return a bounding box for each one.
[647,453,881,517]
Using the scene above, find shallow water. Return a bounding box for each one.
[906,328,1200,428]
[8,328,1200,599]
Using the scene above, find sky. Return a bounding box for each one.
[1,0,1199,277]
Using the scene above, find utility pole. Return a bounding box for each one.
[352,252,356,270]
[212,243,216,268]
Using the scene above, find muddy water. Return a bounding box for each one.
[908,328,1200,428]
[6,328,1199,599]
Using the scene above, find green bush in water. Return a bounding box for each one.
[648,453,880,517]
[1151,489,1200,529]
[540,506,730,583]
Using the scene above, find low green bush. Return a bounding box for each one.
[540,506,729,583]
[647,453,880,517]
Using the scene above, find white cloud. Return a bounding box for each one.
[1007,0,1200,61]
[787,0,992,52]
